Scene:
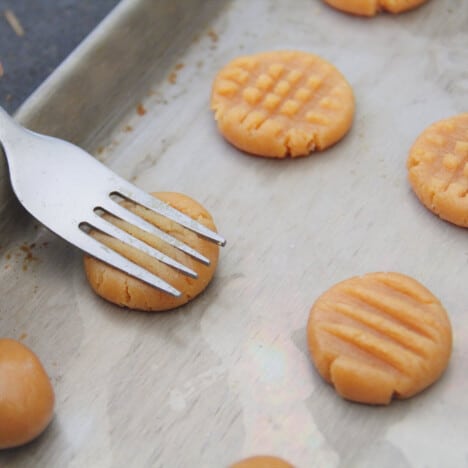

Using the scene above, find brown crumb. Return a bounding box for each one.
[168,72,177,84]
[96,146,104,155]
[123,125,133,133]
[6,253,11,260]
[4,264,9,270]
[0,62,3,78]
[168,63,185,84]
[4,9,25,37]
[42,241,49,247]
[136,103,147,116]
[20,243,39,271]
[19,332,27,340]
[207,29,218,43]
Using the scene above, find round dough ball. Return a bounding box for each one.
[84,192,220,311]
[0,339,55,449]
[211,50,354,158]
[307,272,452,405]
[230,455,294,468]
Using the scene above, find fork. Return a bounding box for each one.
[0,106,226,297]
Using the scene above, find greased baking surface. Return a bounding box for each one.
[1,0,467,466]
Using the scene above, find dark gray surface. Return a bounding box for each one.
[0,0,120,113]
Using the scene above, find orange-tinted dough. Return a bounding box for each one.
[211,50,354,158]
[307,272,452,405]
[324,0,427,16]
[84,192,219,311]
[407,113,468,228]
[230,455,294,468]
[0,339,55,449]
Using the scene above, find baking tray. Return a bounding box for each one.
[1,0,468,467]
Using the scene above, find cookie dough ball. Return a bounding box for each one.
[407,113,468,228]
[84,192,220,311]
[0,339,55,449]
[211,50,354,158]
[307,272,452,405]
[324,0,428,16]
[230,455,294,468]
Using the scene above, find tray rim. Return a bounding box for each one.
[14,0,128,126]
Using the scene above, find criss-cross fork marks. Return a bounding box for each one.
[214,53,346,129]
[408,114,468,227]
[211,51,354,157]
[409,114,468,202]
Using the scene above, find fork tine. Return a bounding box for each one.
[100,199,211,265]
[76,230,181,297]
[86,214,198,279]
[114,183,227,246]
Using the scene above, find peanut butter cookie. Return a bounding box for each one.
[211,50,354,158]
[230,455,294,468]
[0,339,55,449]
[324,0,428,16]
[408,113,468,228]
[84,192,219,311]
[307,272,452,405]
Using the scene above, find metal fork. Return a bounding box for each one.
[0,106,226,297]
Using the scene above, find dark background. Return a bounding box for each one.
[0,0,120,114]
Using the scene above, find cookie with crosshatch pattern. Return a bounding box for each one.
[210,50,354,158]
[324,0,428,16]
[307,272,452,405]
[407,113,468,228]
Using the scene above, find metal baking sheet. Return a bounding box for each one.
[1,0,468,466]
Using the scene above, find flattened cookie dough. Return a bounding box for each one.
[211,50,354,158]
[407,113,468,228]
[307,272,452,405]
[230,455,294,468]
[324,0,428,16]
[83,192,219,311]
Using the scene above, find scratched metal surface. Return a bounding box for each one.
[1,0,467,467]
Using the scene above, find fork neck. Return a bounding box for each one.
[0,106,25,148]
